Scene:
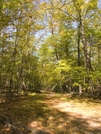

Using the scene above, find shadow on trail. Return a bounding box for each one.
[0,93,101,134]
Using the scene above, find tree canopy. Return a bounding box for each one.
[0,0,101,98]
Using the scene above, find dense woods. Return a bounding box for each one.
[0,0,101,98]
[1,1,101,134]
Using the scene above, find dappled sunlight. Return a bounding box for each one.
[28,121,42,128]
[28,121,53,134]
[88,120,101,128]
[0,93,101,133]
[45,94,101,133]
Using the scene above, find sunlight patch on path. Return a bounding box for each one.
[53,102,98,117]
[48,97,101,130]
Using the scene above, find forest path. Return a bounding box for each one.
[0,93,101,134]
[45,93,101,133]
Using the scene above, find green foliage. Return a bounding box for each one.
[0,0,101,97]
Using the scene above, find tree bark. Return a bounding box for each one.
[80,14,92,70]
[77,27,81,66]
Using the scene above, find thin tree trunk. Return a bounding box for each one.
[98,44,101,68]
[77,28,81,66]
[54,46,59,60]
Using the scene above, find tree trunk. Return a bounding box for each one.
[54,46,59,60]
[80,15,92,70]
[77,28,81,66]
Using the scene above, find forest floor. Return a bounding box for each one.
[0,92,101,134]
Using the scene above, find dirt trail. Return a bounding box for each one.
[45,93,101,133]
[0,93,101,134]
